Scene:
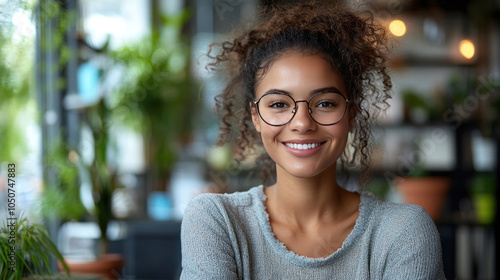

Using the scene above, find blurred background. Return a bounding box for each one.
[0,0,498,279]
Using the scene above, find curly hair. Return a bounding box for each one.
[208,1,392,188]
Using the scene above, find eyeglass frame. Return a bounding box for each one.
[252,91,351,126]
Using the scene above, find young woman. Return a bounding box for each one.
[181,2,445,279]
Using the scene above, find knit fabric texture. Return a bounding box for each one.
[180,185,446,279]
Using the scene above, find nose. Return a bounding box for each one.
[289,101,316,132]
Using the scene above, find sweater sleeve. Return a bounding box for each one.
[382,205,446,280]
[180,194,240,280]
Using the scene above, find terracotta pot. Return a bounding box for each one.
[58,254,124,280]
[396,177,450,222]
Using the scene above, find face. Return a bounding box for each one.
[251,51,352,179]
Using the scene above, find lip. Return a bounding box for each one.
[282,139,325,157]
[283,139,323,144]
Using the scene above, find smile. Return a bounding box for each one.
[285,142,323,150]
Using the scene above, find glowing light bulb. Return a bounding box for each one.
[389,19,406,37]
[459,39,475,59]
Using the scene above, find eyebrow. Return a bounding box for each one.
[263,86,343,97]
[311,86,342,95]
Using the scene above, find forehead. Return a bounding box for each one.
[255,51,347,98]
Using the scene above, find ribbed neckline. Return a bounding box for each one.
[250,185,373,268]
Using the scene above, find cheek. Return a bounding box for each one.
[258,126,283,155]
[338,122,351,142]
[260,126,280,141]
[328,119,351,147]
[259,128,282,163]
[337,123,351,154]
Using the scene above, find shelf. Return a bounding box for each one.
[64,93,100,111]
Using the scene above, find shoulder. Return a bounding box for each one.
[361,193,441,249]
[180,187,264,279]
[185,185,260,210]
[363,193,436,231]
[361,194,445,278]
[183,185,262,223]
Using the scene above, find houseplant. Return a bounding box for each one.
[41,100,124,279]
[401,88,446,124]
[470,173,496,225]
[111,8,197,193]
[0,2,70,278]
[57,98,124,279]
[0,217,70,280]
[395,163,451,222]
[40,7,196,278]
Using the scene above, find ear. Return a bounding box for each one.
[250,102,261,133]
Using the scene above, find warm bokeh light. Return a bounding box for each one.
[459,39,475,59]
[389,19,406,37]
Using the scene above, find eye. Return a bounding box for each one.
[316,100,338,108]
[269,101,290,108]
[259,93,294,111]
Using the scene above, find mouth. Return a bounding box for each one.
[284,142,325,150]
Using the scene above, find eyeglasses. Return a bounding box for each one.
[253,91,350,126]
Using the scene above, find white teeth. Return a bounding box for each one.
[286,143,321,150]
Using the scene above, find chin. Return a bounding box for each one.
[278,163,335,179]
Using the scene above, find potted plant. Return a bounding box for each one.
[470,173,496,225]
[38,7,196,278]
[0,217,70,280]
[40,100,124,279]
[0,2,70,279]
[57,98,124,279]
[395,163,451,222]
[401,88,447,124]
[111,9,197,194]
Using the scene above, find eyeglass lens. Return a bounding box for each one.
[256,92,347,126]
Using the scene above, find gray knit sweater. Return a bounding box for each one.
[180,185,446,279]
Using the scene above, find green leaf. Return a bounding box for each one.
[160,8,192,28]
[0,217,70,278]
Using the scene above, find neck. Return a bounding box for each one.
[266,164,358,228]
